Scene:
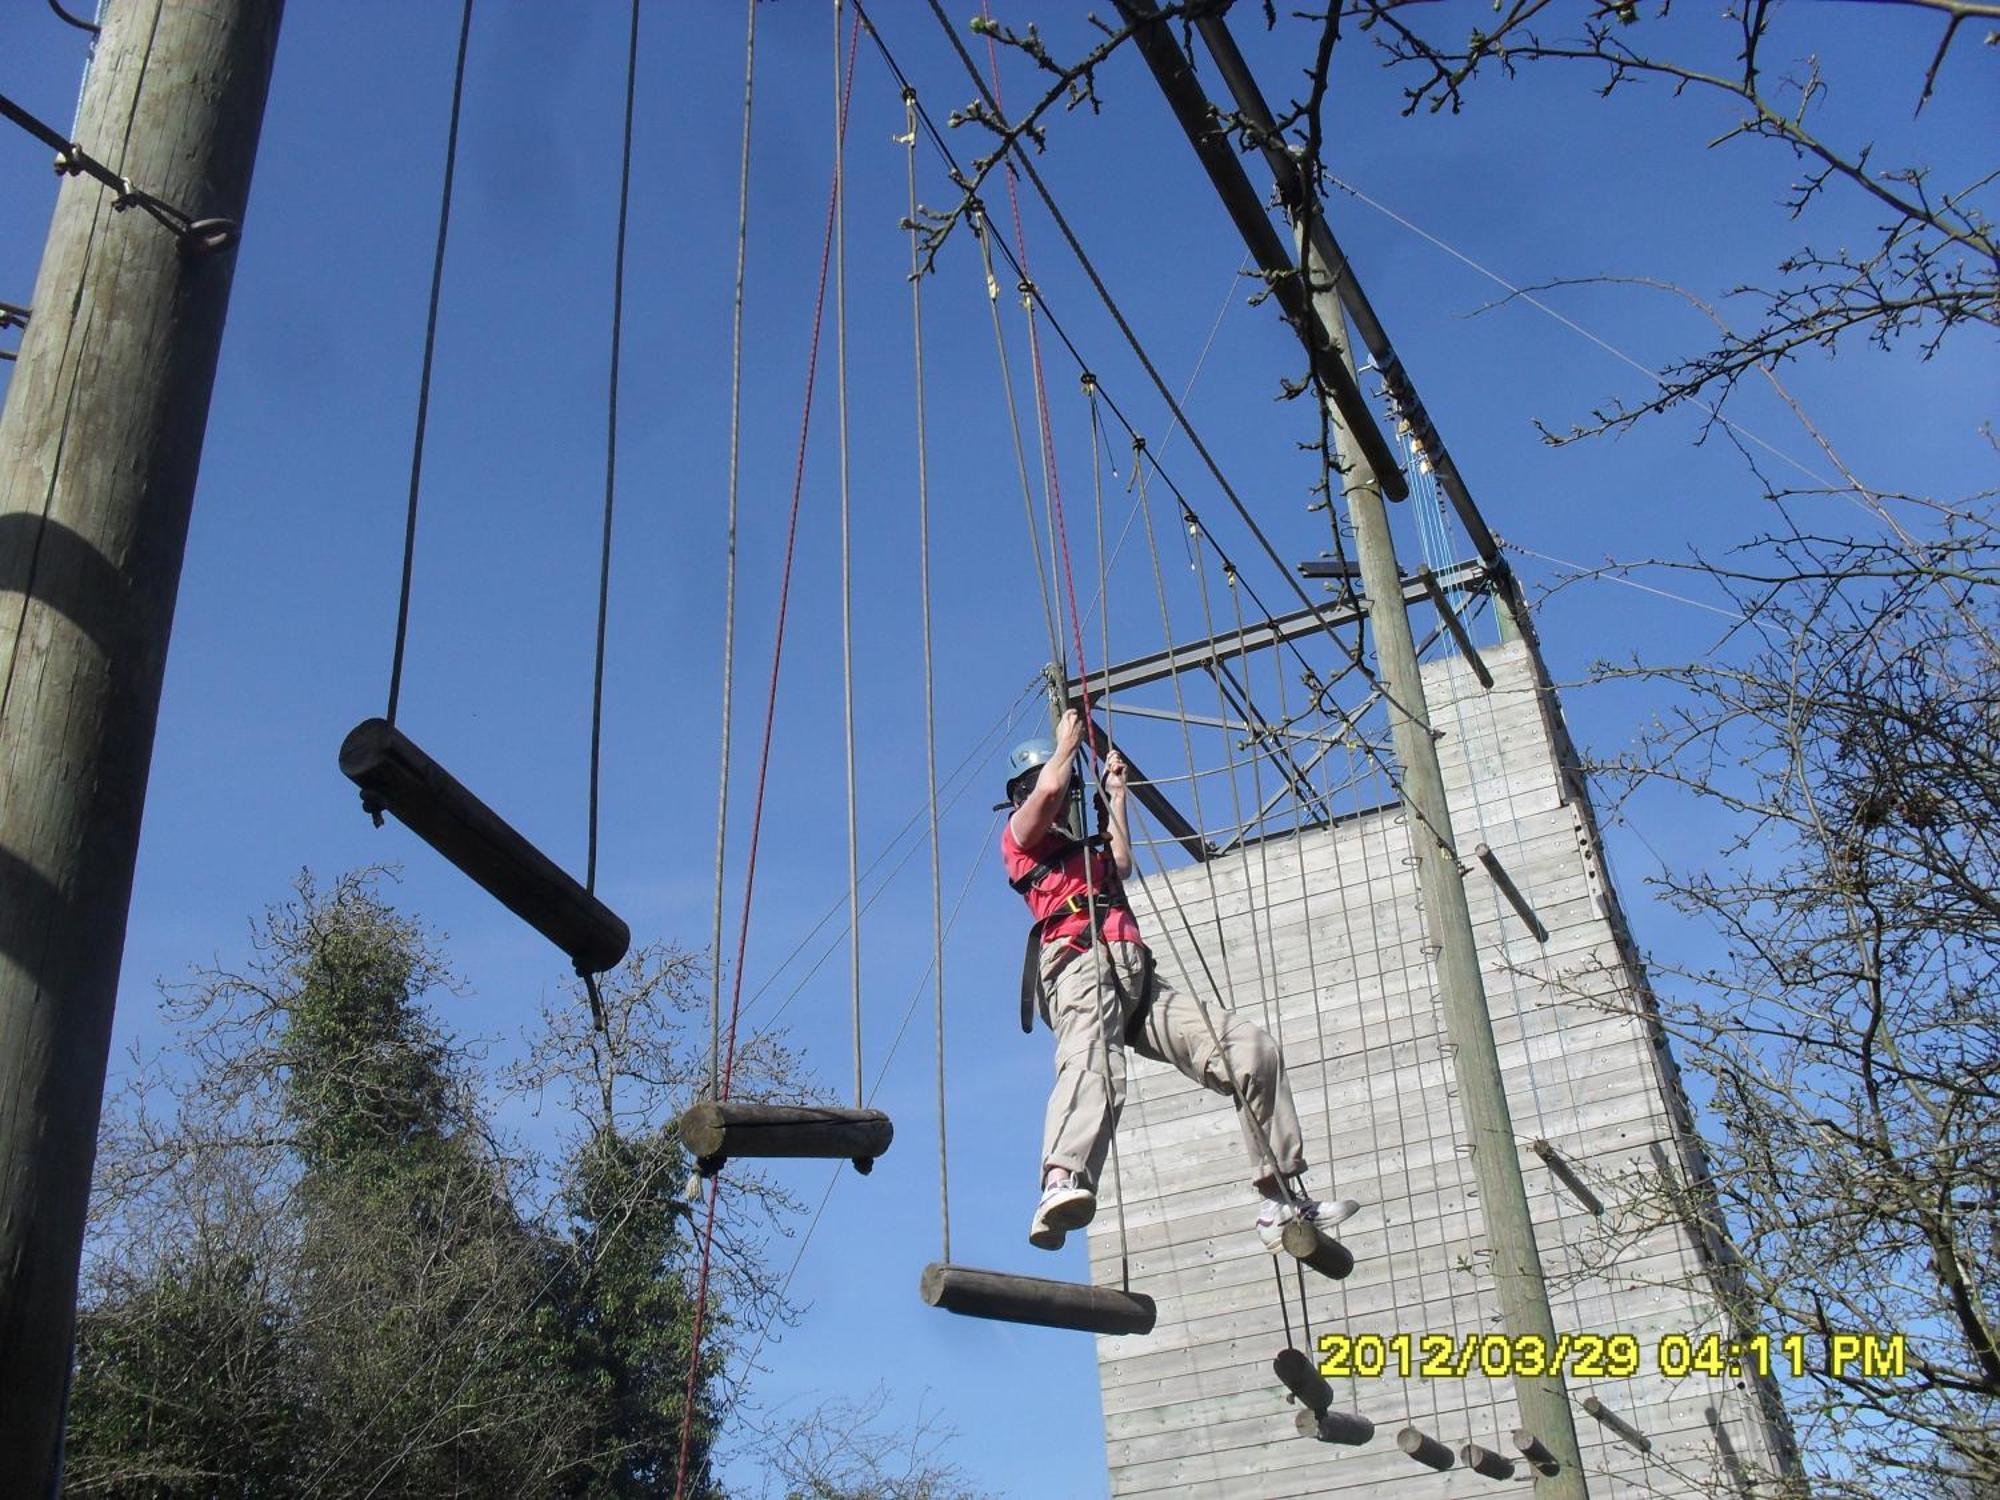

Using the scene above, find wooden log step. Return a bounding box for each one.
[1295,1408,1374,1445]
[1531,1138,1605,1215]
[1397,1427,1455,1471]
[1473,842,1549,943]
[1279,1218,1354,1280]
[920,1262,1157,1336]
[1512,1428,1559,1475]
[678,1102,892,1170]
[338,718,629,973]
[1272,1347,1332,1413]
[1583,1396,1652,1454]
[1461,1442,1516,1480]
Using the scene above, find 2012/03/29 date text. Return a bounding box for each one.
[1316,1331,1907,1380]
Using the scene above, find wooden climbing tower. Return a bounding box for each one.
[1082,624,1800,1496]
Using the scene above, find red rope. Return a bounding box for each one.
[980,7,1093,728]
[671,16,862,1500]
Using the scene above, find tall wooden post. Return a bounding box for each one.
[0,1,284,1488]
[1300,235,1590,1495]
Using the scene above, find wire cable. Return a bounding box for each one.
[903,85,952,1264]
[708,0,759,1095]
[585,0,639,905]
[384,0,474,727]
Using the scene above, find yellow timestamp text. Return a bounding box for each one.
[1316,1330,1906,1381]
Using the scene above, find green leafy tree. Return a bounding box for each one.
[63,872,794,1498]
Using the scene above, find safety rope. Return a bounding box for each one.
[902,86,952,1265]
[833,0,864,1108]
[707,0,758,1095]
[673,16,860,1500]
[864,2,1445,858]
[976,1,1093,721]
[1086,385,1135,1284]
[382,0,473,727]
[973,211,1064,674]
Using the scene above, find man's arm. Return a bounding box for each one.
[1008,707,1086,850]
[1103,750,1134,880]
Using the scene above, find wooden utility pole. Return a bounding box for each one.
[0,1,284,1489]
[1300,238,1591,1494]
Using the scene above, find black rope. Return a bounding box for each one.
[1272,1256,1295,1347]
[47,0,98,35]
[384,0,475,726]
[587,0,640,896]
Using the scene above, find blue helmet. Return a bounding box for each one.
[1004,736,1056,800]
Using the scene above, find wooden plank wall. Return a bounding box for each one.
[1090,639,1796,1498]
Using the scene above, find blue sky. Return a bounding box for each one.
[4,2,1993,1494]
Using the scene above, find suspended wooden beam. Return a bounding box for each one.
[1279,1218,1355,1280]
[920,1263,1156,1335]
[1397,1427,1455,1471]
[1474,843,1550,944]
[1532,1138,1606,1216]
[338,717,629,973]
[1461,1442,1517,1480]
[1420,568,1494,689]
[1273,1347,1333,1413]
[1296,1408,1374,1445]
[678,1102,892,1173]
[1513,1429,1561,1475]
[1583,1396,1653,1454]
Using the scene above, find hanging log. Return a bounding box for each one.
[1532,1138,1605,1216]
[1461,1442,1517,1480]
[1583,1396,1653,1454]
[1295,1408,1375,1445]
[678,1102,892,1171]
[1273,1347,1333,1413]
[1473,843,1550,944]
[338,717,629,973]
[1397,1427,1455,1470]
[1420,568,1494,689]
[1280,1217,1354,1280]
[919,1262,1157,1336]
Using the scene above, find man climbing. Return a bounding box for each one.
[1001,706,1357,1251]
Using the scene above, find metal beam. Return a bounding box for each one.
[1065,562,1481,701]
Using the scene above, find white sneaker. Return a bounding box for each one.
[1256,1195,1360,1252]
[1029,1174,1097,1250]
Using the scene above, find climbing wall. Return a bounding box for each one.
[1089,635,1797,1498]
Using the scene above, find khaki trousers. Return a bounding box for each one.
[1038,939,1306,1191]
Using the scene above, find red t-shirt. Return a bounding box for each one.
[1000,823,1143,951]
